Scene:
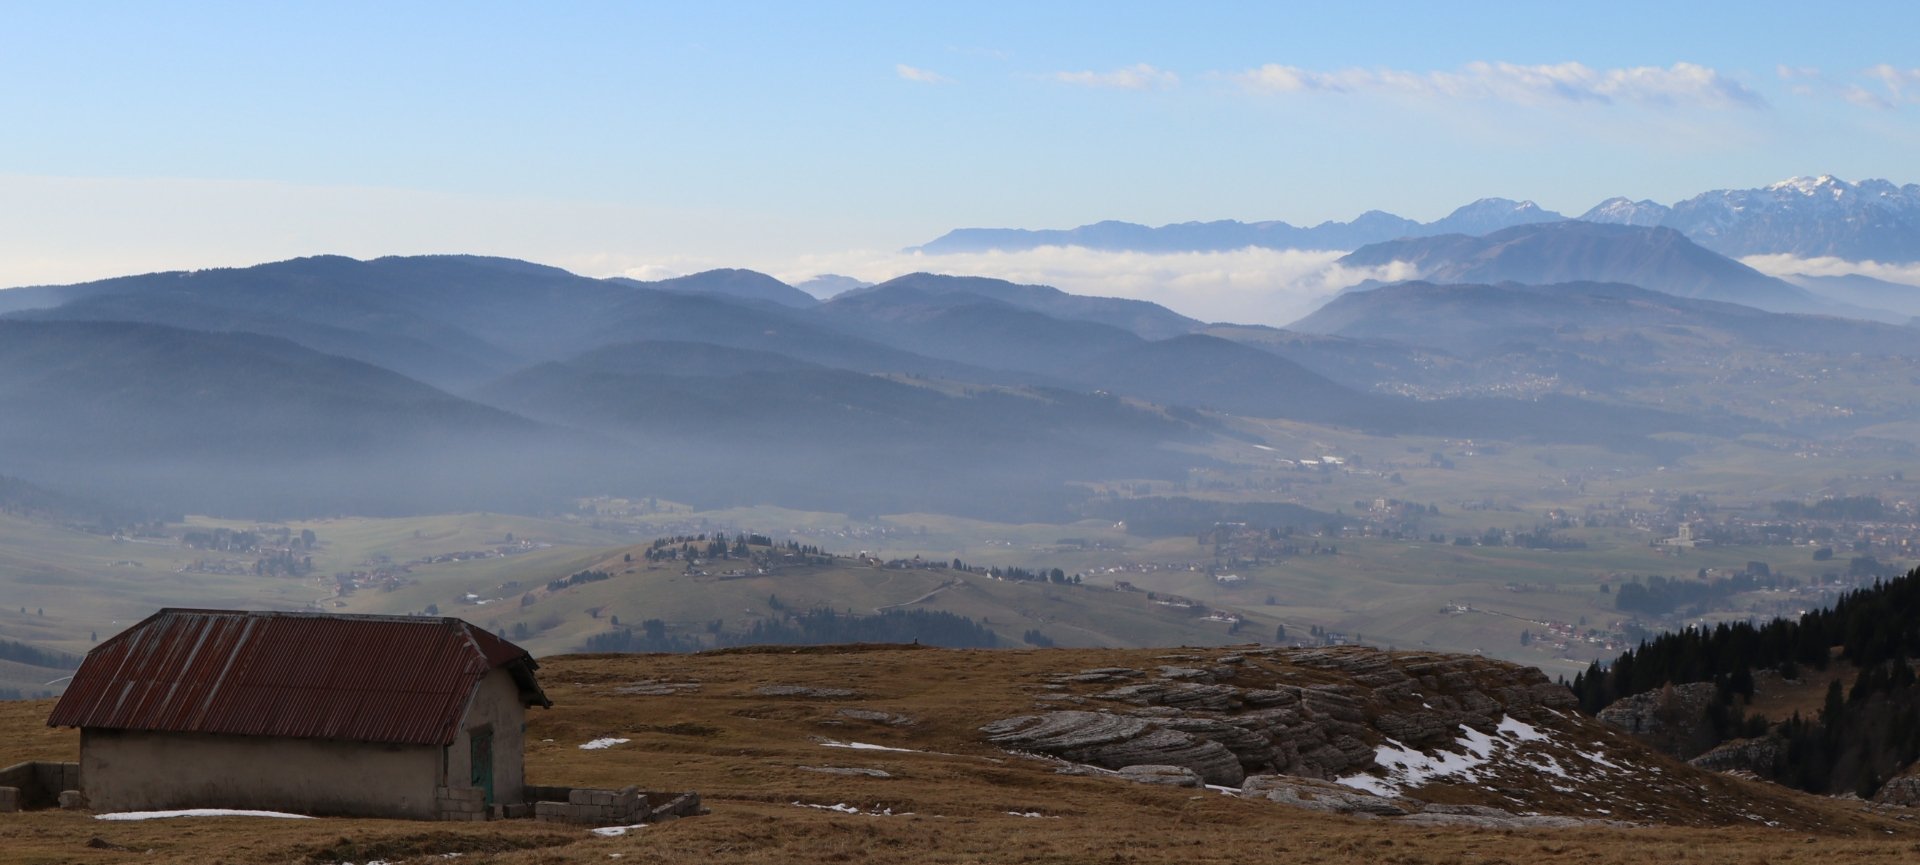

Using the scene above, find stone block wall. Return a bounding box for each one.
[434,785,489,821]
[0,761,81,811]
[528,785,704,826]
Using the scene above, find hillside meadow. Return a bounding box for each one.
[3,645,1918,865]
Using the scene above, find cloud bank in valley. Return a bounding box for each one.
[1741,254,1920,287]
[752,246,1419,326]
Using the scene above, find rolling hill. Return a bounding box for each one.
[0,320,591,516]
[1334,222,1825,315]
[829,273,1203,339]
[611,268,820,309]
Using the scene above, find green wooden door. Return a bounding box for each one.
[470,729,495,806]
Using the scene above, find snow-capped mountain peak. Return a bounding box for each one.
[1578,197,1672,227]
[1766,175,1847,196]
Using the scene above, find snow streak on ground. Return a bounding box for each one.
[590,823,647,836]
[793,801,911,816]
[580,737,631,750]
[96,809,313,820]
[820,740,920,753]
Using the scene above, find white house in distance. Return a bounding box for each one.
[46,608,550,820]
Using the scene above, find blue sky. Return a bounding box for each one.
[2,1,1918,308]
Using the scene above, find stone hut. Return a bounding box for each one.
[46,608,550,820]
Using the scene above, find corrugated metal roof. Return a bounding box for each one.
[47,609,550,746]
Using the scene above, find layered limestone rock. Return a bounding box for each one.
[980,711,1246,786]
[986,646,1579,790]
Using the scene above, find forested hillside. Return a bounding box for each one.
[1574,569,1920,796]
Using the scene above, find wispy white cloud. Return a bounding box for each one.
[1776,64,1920,109]
[1052,63,1179,91]
[1236,61,1765,109]
[895,64,949,84]
[757,246,1411,325]
[1849,64,1920,108]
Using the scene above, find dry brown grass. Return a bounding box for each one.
[3,645,1918,864]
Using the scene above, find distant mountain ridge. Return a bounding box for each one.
[914,198,1560,254]
[912,175,1920,262]
[0,250,1885,520]
[1333,222,1824,315]
[1582,175,1920,262]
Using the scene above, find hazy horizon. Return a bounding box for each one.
[5,2,1920,324]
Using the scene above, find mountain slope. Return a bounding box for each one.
[815,285,1151,374]
[1335,222,1824,314]
[8,289,512,389]
[477,359,1206,520]
[1067,334,1375,423]
[0,320,582,516]
[832,273,1202,339]
[0,255,663,385]
[613,268,819,308]
[588,288,1031,383]
[1290,280,1920,359]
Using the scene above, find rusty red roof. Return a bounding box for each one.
[47,609,550,746]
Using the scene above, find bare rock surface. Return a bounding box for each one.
[980,711,1245,786]
[756,684,860,699]
[836,708,916,726]
[1241,774,1412,816]
[615,680,702,696]
[1117,765,1203,787]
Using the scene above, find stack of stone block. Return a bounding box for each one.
[0,761,81,812]
[433,785,489,821]
[533,785,645,825]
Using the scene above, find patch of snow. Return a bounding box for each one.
[97,809,313,821]
[1252,444,1275,451]
[793,801,910,816]
[1496,715,1548,742]
[590,824,646,837]
[1529,754,1571,778]
[1203,783,1239,796]
[1007,810,1057,818]
[820,740,919,753]
[580,737,631,750]
[1576,748,1623,770]
[1338,730,1492,796]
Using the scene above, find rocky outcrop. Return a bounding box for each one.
[1596,682,1720,757]
[1875,765,1920,807]
[980,711,1245,786]
[993,648,1582,785]
[1689,734,1786,775]
[977,646,1756,826]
